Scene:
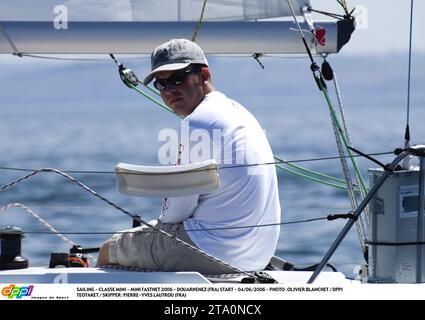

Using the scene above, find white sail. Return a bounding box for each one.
[0,0,310,21]
[0,0,354,55]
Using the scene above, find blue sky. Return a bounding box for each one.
[315,0,424,54]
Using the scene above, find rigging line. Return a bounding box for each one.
[211,54,314,59]
[0,164,351,191]
[324,80,365,246]
[336,0,350,16]
[20,217,330,235]
[4,204,350,210]
[11,54,106,61]
[20,212,359,235]
[0,151,393,174]
[323,87,368,194]
[333,71,369,229]
[405,0,414,145]
[13,53,149,62]
[276,154,348,182]
[275,152,391,164]
[0,166,112,174]
[275,163,354,192]
[320,80,368,250]
[0,168,254,278]
[261,54,312,59]
[252,53,265,69]
[130,83,183,118]
[138,80,161,96]
[110,54,162,99]
[222,151,394,169]
[0,203,96,262]
[366,241,425,247]
[286,0,315,65]
[308,9,345,20]
[286,0,367,252]
[191,0,208,42]
[0,25,22,56]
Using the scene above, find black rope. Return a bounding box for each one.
[336,0,351,16]
[0,151,394,175]
[404,0,414,150]
[109,53,119,65]
[8,52,149,62]
[293,262,338,272]
[367,241,425,246]
[327,212,358,221]
[21,216,329,235]
[13,54,106,61]
[0,166,113,174]
[347,146,393,172]
[252,53,265,69]
[309,8,345,20]
[395,147,425,158]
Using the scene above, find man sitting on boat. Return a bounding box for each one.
[97,39,281,273]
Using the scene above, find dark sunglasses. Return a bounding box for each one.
[153,67,200,91]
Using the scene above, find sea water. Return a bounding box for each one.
[0,54,424,278]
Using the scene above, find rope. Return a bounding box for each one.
[0,25,109,61]
[20,216,330,236]
[0,203,96,262]
[333,71,369,230]
[0,151,393,175]
[0,168,254,278]
[321,82,368,195]
[406,0,413,129]
[309,9,345,20]
[367,241,425,247]
[274,163,353,191]
[0,25,22,56]
[318,75,368,252]
[332,71,368,246]
[138,80,161,96]
[286,0,368,255]
[403,0,414,169]
[336,0,350,16]
[286,0,315,65]
[11,54,106,61]
[15,208,363,236]
[277,156,353,183]
[191,0,208,42]
[252,53,265,69]
[129,83,183,118]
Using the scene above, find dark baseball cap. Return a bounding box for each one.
[143,39,209,86]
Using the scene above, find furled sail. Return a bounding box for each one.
[0,0,355,54]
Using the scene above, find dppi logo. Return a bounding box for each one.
[1,284,34,299]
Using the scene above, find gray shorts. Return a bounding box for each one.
[106,220,234,274]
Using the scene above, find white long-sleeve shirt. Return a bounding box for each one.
[159,91,281,271]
